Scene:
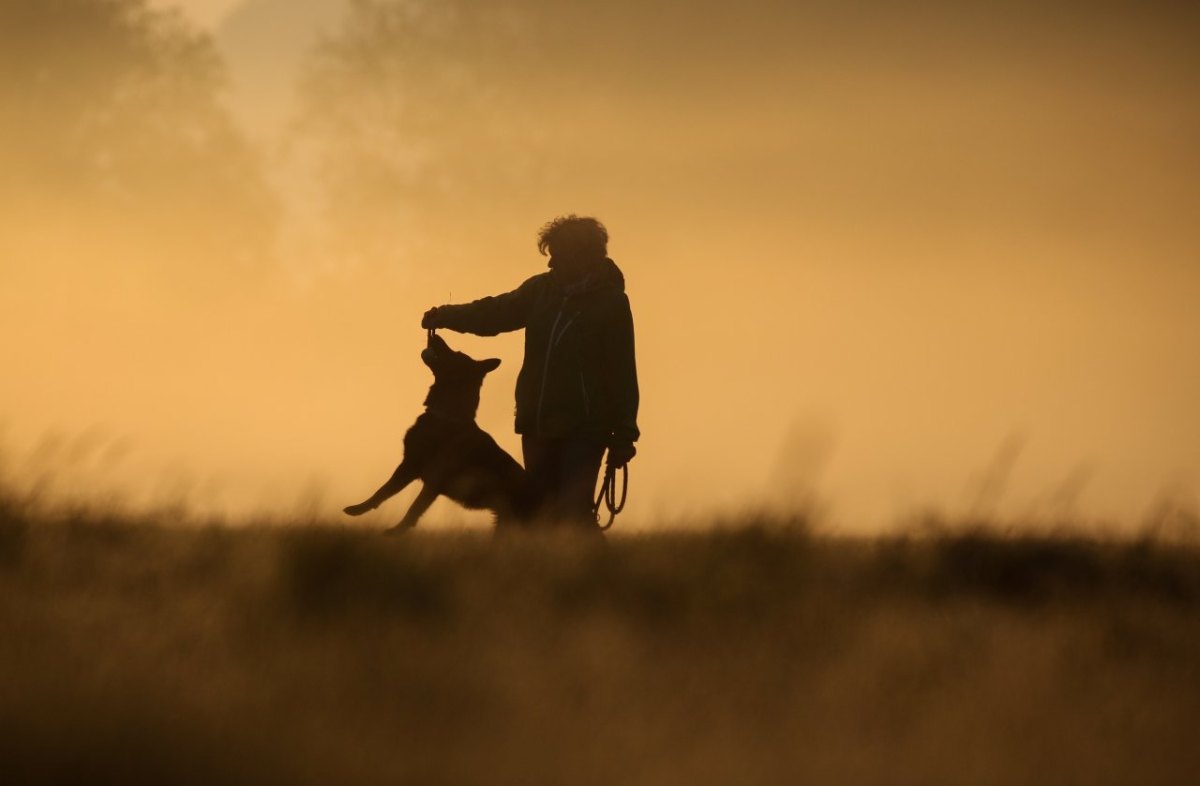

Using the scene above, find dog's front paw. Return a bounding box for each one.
[343,501,375,516]
[383,522,415,536]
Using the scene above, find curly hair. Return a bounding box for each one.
[537,215,608,258]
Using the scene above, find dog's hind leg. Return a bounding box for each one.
[384,483,439,535]
[343,461,418,516]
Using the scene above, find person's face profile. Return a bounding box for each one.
[546,244,596,281]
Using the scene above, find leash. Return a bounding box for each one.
[594,462,628,530]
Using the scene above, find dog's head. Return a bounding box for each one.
[422,331,501,382]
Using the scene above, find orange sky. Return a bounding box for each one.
[3,1,1198,531]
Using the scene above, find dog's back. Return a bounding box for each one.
[343,333,536,531]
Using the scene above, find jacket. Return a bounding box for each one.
[435,257,640,444]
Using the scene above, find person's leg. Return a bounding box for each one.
[522,434,561,523]
[522,435,605,529]
[557,437,607,531]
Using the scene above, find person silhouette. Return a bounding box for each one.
[422,215,639,531]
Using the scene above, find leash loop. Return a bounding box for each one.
[594,463,628,531]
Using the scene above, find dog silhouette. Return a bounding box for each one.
[343,332,536,533]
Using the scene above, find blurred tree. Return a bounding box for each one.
[0,0,277,285]
[292,0,550,267]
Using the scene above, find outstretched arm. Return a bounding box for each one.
[423,276,541,336]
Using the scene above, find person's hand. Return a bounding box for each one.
[421,306,443,330]
[607,440,637,468]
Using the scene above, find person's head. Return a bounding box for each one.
[538,215,608,280]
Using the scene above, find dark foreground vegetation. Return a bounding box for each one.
[1,502,1198,785]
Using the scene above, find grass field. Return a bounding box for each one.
[1,497,1198,785]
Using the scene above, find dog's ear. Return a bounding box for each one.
[478,358,502,373]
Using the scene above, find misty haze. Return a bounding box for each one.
[2,0,1195,528]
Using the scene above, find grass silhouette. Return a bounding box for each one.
[1,496,1198,785]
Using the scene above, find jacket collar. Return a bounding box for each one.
[557,257,625,297]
